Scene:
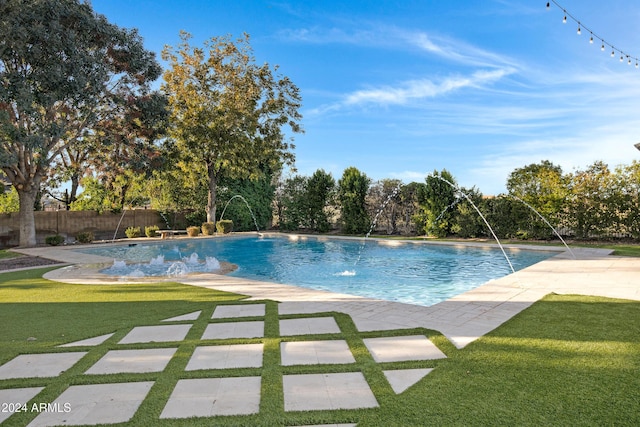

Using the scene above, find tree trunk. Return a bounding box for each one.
[206,164,218,224]
[17,188,38,247]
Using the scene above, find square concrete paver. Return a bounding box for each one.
[160,377,261,418]
[0,387,44,424]
[185,344,264,370]
[281,340,355,366]
[118,324,192,344]
[212,304,265,318]
[27,381,154,426]
[59,333,114,348]
[85,348,177,374]
[283,372,378,411]
[201,321,264,339]
[363,335,447,362]
[162,311,202,322]
[383,368,434,394]
[279,317,341,336]
[0,352,87,379]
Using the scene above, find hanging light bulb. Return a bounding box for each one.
[611,50,615,57]
[620,55,624,62]
[601,43,605,51]
[563,13,567,23]
[546,2,550,9]
[577,26,581,35]
[589,34,594,44]
[636,62,638,69]
[629,58,632,65]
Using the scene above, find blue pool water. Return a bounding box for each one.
[76,236,556,306]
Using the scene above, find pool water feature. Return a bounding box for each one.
[77,236,556,307]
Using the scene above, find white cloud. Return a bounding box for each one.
[356,68,513,106]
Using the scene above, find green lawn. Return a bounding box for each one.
[1,268,638,426]
[0,249,21,260]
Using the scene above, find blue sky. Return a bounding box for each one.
[91,0,640,195]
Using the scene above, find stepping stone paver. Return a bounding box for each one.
[186,344,264,370]
[58,333,114,347]
[0,387,44,424]
[383,368,434,394]
[118,324,192,344]
[160,377,261,418]
[85,348,177,374]
[279,316,341,336]
[281,340,355,366]
[201,321,264,339]
[212,304,265,318]
[0,352,87,379]
[363,335,447,362]
[283,372,378,411]
[161,311,201,322]
[27,381,153,427]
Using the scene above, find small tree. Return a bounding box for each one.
[417,170,457,237]
[305,169,335,232]
[276,174,307,231]
[338,167,371,234]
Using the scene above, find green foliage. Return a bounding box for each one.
[338,167,371,234]
[217,170,276,232]
[0,0,161,246]
[162,32,302,223]
[418,170,458,237]
[450,187,486,238]
[124,226,141,238]
[70,177,108,212]
[144,225,159,238]
[45,235,64,246]
[186,226,200,237]
[507,160,568,238]
[305,169,336,232]
[216,220,233,234]
[75,231,94,244]
[276,175,307,231]
[185,210,207,227]
[201,222,216,235]
[0,186,19,213]
[367,179,403,235]
[277,169,335,232]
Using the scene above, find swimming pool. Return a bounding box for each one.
[77,235,556,306]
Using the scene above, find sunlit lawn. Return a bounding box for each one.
[0,267,638,426]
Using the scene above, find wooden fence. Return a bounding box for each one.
[0,209,165,247]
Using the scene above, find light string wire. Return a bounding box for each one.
[547,0,639,68]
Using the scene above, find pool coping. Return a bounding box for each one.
[10,233,640,348]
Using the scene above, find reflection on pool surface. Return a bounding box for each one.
[76,235,557,307]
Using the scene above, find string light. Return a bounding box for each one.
[547,0,640,70]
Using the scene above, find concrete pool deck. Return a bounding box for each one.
[13,237,640,348]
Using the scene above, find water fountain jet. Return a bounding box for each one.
[509,195,575,259]
[219,195,260,233]
[431,175,515,273]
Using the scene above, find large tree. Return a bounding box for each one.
[0,0,161,245]
[162,32,303,223]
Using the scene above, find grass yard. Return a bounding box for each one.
[0,249,20,260]
[0,267,638,426]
